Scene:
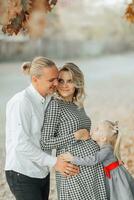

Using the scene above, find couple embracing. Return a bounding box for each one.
[5,56,108,200]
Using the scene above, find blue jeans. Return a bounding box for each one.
[5,170,50,200]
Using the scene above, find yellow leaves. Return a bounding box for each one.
[7,0,22,19]
[124,3,134,23]
[2,0,58,38]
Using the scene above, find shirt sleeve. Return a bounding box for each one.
[40,99,76,150]
[72,147,111,166]
[7,97,57,168]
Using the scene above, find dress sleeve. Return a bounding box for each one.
[72,147,111,166]
[40,99,76,150]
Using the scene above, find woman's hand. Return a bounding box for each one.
[59,152,74,162]
[74,129,90,141]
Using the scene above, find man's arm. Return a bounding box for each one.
[6,98,57,167]
[6,98,79,175]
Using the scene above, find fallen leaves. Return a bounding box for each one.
[121,134,134,175]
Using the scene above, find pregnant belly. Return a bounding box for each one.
[56,139,104,192]
[56,139,105,195]
[57,139,100,157]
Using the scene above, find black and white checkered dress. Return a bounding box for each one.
[41,98,107,200]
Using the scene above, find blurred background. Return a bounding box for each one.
[0,0,134,60]
[0,0,134,199]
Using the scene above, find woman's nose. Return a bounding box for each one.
[62,83,68,87]
[59,82,69,89]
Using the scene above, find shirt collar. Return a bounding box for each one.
[28,84,46,104]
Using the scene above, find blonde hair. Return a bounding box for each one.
[21,56,56,78]
[100,120,121,160]
[58,63,85,107]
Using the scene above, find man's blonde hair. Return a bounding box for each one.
[21,56,56,78]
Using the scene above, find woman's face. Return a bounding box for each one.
[57,70,76,100]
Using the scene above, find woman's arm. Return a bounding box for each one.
[40,99,78,150]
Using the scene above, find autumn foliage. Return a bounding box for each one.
[124,3,134,23]
[0,0,134,38]
[1,0,57,38]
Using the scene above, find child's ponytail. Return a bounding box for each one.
[112,121,122,160]
[113,132,121,160]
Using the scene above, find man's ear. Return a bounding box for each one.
[32,76,38,83]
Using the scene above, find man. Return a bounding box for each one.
[5,57,80,200]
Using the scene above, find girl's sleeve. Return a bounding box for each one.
[40,99,76,150]
[72,147,111,166]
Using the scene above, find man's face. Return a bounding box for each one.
[33,66,59,96]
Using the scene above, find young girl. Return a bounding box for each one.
[60,120,134,200]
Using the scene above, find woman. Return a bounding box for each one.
[40,63,107,200]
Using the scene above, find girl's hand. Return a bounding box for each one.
[119,160,124,165]
[74,129,90,141]
[59,152,74,162]
[118,160,128,169]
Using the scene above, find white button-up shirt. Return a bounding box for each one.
[5,84,57,178]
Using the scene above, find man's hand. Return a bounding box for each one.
[59,152,74,162]
[74,129,90,141]
[54,157,79,176]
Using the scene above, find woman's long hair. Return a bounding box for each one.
[57,63,85,107]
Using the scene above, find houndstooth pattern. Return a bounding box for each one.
[41,98,107,200]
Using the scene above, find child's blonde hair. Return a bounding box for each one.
[99,120,121,160]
